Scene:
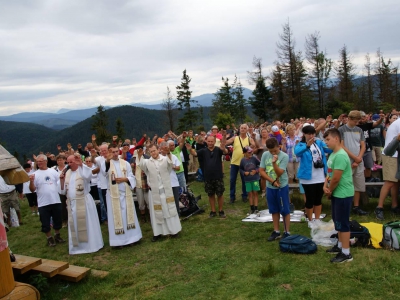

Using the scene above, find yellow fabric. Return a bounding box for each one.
[231,136,249,165]
[361,222,383,249]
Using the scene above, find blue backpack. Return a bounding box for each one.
[279,234,317,254]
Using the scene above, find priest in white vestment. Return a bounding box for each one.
[101,145,142,247]
[138,144,182,242]
[59,154,104,255]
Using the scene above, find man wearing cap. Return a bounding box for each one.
[226,124,256,203]
[120,134,146,162]
[338,110,368,215]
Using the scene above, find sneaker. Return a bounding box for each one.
[391,206,400,215]
[219,211,226,218]
[36,211,40,216]
[326,244,341,254]
[209,211,217,218]
[330,252,353,263]
[308,220,315,228]
[268,231,281,241]
[375,207,384,220]
[229,199,235,204]
[242,197,248,203]
[54,233,66,244]
[261,191,266,198]
[47,236,56,247]
[32,212,36,216]
[352,207,368,216]
[282,232,290,239]
[289,203,295,213]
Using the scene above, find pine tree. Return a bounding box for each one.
[232,75,247,123]
[248,77,273,122]
[305,31,333,116]
[91,105,111,143]
[161,86,177,131]
[211,77,235,121]
[176,69,197,131]
[115,117,125,140]
[375,50,397,109]
[335,45,355,106]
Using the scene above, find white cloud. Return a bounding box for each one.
[0,0,399,115]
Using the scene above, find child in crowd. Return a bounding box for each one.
[22,163,38,215]
[239,146,260,214]
[259,138,290,241]
[323,128,354,263]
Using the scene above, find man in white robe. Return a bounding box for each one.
[101,144,142,247]
[138,144,182,242]
[59,154,104,255]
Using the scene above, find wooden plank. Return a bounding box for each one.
[11,255,42,275]
[57,265,90,282]
[31,259,69,278]
[0,282,40,300]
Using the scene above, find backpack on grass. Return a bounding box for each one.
[380,220,400,250]
[279,234,317,254]
[331,220,372,247]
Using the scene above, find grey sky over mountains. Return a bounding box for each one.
[1,0,399,116]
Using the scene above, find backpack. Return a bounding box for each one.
[380,220,400,250]
[331,220,372,247]
[366,177,382,198]
[279,234,317,254]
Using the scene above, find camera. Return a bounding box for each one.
[313,159,324,169]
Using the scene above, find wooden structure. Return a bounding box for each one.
[0,145,28,185]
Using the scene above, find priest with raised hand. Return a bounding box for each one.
[101,144,142,247]
[59,154,104,255]
[138,144,181,242]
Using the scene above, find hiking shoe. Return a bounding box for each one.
[209,211,217,218]
[54,233,65,244]
[267,231,281,241]
[219,211,226,218]
[326,244,341,254]
[330,252,353,263]
[391,206,400,215]
[352,207,368,216]
[282,232,290,239]
[47,236,56,247]
[375,207,384,220]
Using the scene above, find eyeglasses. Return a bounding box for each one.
[85,161,91,163]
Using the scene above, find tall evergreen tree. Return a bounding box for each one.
[305,31,332,116]
[176,69,197,131]
[161,86,177,131]
[375,50,397,109]
[232,75,247,123]
[211,77,235,121]
[335,45,355,106]
[115,117,125,139]
[91,105,111,143]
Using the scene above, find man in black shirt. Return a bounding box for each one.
[186,134,228,218]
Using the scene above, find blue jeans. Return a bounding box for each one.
[98,187,108,222]
[229,164,247,200]
[176,172,187,191]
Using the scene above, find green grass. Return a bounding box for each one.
[7,166,400,299]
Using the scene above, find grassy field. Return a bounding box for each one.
[6,167,400,300]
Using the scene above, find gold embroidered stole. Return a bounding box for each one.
[148,156,177,224]
[65,169,88,247]
[109,159,135,235]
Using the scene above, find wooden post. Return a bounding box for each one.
[0,248,15,298]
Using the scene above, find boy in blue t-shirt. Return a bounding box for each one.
[260,138,290,241]
[239,146,260,214]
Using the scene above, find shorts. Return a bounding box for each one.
[352,165,366,192]
[245,180,260,192]
[363,151,374,169]
[205,179,225,197]
[38,203,63,233]
[331,196,353,232]
[382,155,398,182]
[266,185,290,216]
[26,193,38,207]
[0,190,20,213]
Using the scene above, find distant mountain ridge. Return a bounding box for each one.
[0,88,253,129]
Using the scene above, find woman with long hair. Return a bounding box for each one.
[255,128,269,196]
[383,113,398,139]
[295,125,332,226]
[281,124,301,183]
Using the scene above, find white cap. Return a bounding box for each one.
[271,125,279,133]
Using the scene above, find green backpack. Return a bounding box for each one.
[380,220,400,250]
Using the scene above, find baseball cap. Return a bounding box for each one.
[372,114,380,121]
[211,125,218,130]
[271,125,279,133]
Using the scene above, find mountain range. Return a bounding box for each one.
[0,88,253,130]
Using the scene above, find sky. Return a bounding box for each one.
[1,0,399,116]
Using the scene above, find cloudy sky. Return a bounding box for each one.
[1,0,399,116]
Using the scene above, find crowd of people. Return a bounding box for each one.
[2,108,400,264]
